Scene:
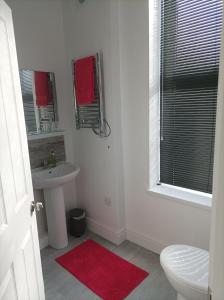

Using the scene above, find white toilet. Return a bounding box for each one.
[160,245,209,300]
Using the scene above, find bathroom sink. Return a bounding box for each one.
[32,162,80,249]
[32,162,80,189]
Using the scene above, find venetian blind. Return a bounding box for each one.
[160,0,223,193]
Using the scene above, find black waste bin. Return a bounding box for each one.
[69,208,86,237]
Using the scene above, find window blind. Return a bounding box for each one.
[160,0,223,193]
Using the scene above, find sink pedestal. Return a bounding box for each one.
[32,162,80,249]
[44,186,68,249]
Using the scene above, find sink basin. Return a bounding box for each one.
[32,162,80,249]
[32,162,80,189]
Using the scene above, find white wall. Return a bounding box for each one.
[62,0,211,252]
[209,12,224,296]
[6,0,78,248]
[119,0,211,252]
[61,0,126,244]
[7,0,211,252]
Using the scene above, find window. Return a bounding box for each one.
[160,0,223,194]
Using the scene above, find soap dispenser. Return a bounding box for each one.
[47,149,57,168]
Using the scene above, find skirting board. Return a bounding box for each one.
[39,234,49,250]
[126,228,168,254]
[38,224,167,254]
[87,217,126,245]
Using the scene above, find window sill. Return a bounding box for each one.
[27,130,64,141]
[148,183,212,210]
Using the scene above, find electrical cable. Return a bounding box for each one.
[92,119,111,138]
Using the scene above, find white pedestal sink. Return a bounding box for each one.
[32,162,80,249]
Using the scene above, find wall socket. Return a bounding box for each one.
[104,197,112,206]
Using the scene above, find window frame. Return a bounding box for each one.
[148,0,212,209]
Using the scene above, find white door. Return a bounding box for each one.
[0,1,45,299]
[209,6,224,299]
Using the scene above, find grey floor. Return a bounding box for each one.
[41,232,176,300]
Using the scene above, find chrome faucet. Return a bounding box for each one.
[41,159,48,168]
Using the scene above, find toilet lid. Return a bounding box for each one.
[160,245,209,293]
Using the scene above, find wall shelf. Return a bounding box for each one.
[27,130,64,141]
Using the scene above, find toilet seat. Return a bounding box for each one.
[160,245,209,295]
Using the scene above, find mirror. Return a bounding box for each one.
[19,69,59,134]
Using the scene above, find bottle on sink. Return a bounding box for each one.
[47,149,57,168]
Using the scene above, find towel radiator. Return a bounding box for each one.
[72,52,110,137]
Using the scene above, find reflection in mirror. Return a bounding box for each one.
[19,70,58,134]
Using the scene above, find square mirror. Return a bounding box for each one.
[19,69,59,134]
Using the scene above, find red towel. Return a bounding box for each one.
[74,56,95,106]
[34,71,50,107]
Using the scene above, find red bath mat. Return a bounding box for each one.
[56,239,149,300]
